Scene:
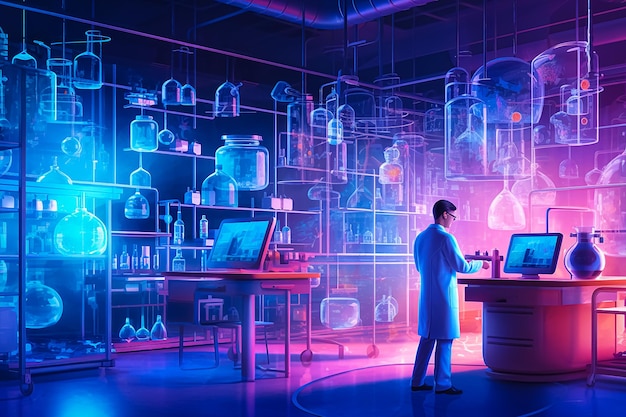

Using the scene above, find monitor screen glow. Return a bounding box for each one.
[503,233,564,279]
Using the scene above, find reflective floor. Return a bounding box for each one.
[2,331,626,417]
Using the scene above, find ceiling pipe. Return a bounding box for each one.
[214,0,437,30]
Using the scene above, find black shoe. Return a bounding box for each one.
[435,386,463,395]
[411,384,433,392]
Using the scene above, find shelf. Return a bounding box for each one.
[176,202,320,215]
[0,178,124,200]
[112,230,171,238]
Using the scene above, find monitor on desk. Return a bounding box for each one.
[503,233,563,279]
[206,217,276,270]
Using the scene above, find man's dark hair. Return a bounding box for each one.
[433,199,457,221]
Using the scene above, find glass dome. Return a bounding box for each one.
[161,78,182,106]
[594,148,626,256]
[320,297,360,330]
[53,199,107,256]
[25,281,63,329]
[124,190,150,220]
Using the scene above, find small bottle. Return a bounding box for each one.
[172,248,186,271]
[112,253,118,271]
[141,246,151,269]
[119,244,130,270]
[131,244,139,271]
[153,251,160,271]
[173,206,184,245]
[200,249,208,271]
[281,223,291,244]
[150,314,167,341]
[346,224,354,243]
[273,219,282,243]
[199,214,209,240]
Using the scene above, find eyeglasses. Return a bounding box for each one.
[446,212,457,220]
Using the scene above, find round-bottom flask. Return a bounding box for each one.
[25,281,64,329]
[564,227,606,279]
[150,314,167,340]
[118,317,136,342]
[53,199,107,256]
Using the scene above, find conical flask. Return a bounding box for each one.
[124,189,150,220]
[25,280,64,329]
[135,311,150,341]
[150,314,167,340]
[53,196,107,256]
[118,317,136,342]
[487,180,526,230]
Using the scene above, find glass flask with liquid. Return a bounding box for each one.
[157,113,175,145]
[150,314,167,340]
[118,317,136,342]
[594,148,626,256]
[135,312,150,341]
[379,146,404,208]
[201,164,238,207]
[215,80,241,117]
[320,297,360,330]
[281,223,291,244]
[287,94,315,168]
[130,115,158,152]
[161,77,182,106]
[173,207,184,245]
[172,248,186,272]
[564,227,606,279]
[215,134,268,191]
[73,30,104,90]
[124,189,150,220]
[53,197,107,256]
[25,280,63,329]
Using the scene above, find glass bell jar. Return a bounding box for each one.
[53,197,107,256]
[320,297,360,330]
[215,134,268,191]
[594,148,626,256]
[130,115,158,152]
[215,80,241,117]
[564,227,606,279]
[124,189,150,220]
[161,77,182,106]
[532,41,600,146]
[25,280,63,329]
[201,164,238,207]
[73,30,106,90]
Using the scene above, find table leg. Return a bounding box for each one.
[285,289,291,377]
[241,294,255,382]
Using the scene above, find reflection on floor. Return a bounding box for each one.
[2,331,626,417]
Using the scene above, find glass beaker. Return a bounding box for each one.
[487,180,526,230]
[124,189,150,220]
[214,134,269,191]
[215,80,241,117]
[130,114,158,152]
[74,30,104,90]
[594,148,626,256]
[161,78,182,106]
[53,197,107,256]
[25,280,63,329]
[201,164,238,207]
[150,314,167,340]
[118,317,136,342]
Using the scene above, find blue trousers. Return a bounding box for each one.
[410,336,452,390]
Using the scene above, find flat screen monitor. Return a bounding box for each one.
[206,217,276,270]
[503,233,563,279]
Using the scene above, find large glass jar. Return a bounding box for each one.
[201,164,238,207]
[130,115,158,152]
[215,134,268,191]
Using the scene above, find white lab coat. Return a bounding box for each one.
[413,224,482,339]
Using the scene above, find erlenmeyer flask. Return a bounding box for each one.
[74,30,104,90]
[487,180,526,230]
[36,156,72,184]
[135,310,150,341]
[129,153,151,187]
[124,189,150,220]
[25,280,63,329]
[150,314,167,340]
[118,317,136,342]
[53,196,107,256]
[346,181,373,210]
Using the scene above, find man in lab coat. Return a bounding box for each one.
[410,199,489,395]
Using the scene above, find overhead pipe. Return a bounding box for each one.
[214,0,437,30]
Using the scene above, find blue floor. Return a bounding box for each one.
[2,332,626,417]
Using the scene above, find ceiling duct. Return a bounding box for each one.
[214,0,437,29]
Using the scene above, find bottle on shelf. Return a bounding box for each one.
[150,314,167,341]
[119,244,130,270]
[173,206,184,245]
[112,253,118,272]
[199,214,209,240]
[172,248,186,271]
[141,246,151,270]
[131,244,139,271]
[273,219,283,243]
[282,223,291,244]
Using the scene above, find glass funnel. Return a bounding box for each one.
[487,180,526,230]
[53,196,107,256]
[124,189,150,220]
[594,148,626,256]
[25,280,63,329]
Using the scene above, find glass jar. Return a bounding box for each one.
[215,135,268,191]
[53,200,107,256]
[201,164,238,207]
[171,249,185,272]
[320,297,360,330]
[287,94,315,168]
[25,281,63,329]
[379,146,403,184]
[161,78,182,106]
[124,190,150,220]
[215,80,241,117]
[130,115,158,152]
[564,227,606,279]
[73,30,104,90]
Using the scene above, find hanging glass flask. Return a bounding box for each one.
[129,153,151,187]
[53,196,107,256]
[74,30,108,90]
[215,134,269,191]
[201,164,238,207]
[157,112,175,145]
[25,280,63,329]
[594,147,626,257]
[215,80,241,117]
[46,58,82,122]
[124,189,150,220]
[564,227,606,279]
[179,47,196,106]
[161,77,182,106]
[287,94,315,168]
[130,114,158,152]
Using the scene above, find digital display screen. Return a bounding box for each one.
[503,233,563,278]
[207,217,275,270]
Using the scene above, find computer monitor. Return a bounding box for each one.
[206,217,276,270]
[503,233,563,279]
